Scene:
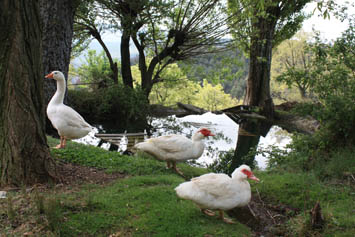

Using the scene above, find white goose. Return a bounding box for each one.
[134,128,214,175]
[175,164,259,224]
[46,71,92,148]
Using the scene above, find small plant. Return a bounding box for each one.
[6,194,16,222]
[208,148,257,174]
[33,188,45,214]
[44,197,62,232]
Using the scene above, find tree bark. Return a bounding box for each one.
[121,30,134,88]
[0,0,56,186]
[230,16,277,174]
[92,30,119,85]
[40,0,78,135]
[40,0,77,102]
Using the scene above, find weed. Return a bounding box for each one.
[33,187,45,214]
[44,196,62,232]
[6,194,16,222]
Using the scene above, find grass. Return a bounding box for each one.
[253,170,355,236]
[57,175,250,236]
[1,137,354,236]
[48,136,207,179]
[0,137,251,236]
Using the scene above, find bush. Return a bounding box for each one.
[68,85,149,132]
[208,149,257,174]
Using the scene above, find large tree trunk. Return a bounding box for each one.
[229,17,276,174]
[40,0,78,135]
[0,0,56,186]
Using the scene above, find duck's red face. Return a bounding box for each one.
[241,169,260,182]
[199,128,215,137]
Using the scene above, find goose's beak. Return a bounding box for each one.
[249,175,260,182]
[45,72,54,79]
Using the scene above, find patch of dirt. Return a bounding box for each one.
[55,160,126,186]
[228,191,300,237]
[0,161,126,236]
[275,101,299,111]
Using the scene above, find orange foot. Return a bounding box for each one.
[202,209,215,216]
[219,211,235,224]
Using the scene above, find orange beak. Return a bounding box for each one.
[45,72,54,79]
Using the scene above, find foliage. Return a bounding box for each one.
[254,170,355,236]
[73,0,232,98]
[179,49,249,100]
[133,62,238,110]
[272,31,314,99]
[195,79,237,110]
[227,0,309,53]
[268,132,355,177]
[278,21,355,144]
[67,84,149,132]
[72,50,121,88]
[208,148,257,174]
[143,63,198,106]
[72,0,118,57]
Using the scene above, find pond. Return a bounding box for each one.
[75,112,292,170]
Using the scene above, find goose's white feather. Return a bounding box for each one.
[175,165,256,211]
[134,129,213,162]
[46,71,92,140]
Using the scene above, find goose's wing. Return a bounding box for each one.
[57,105,91,129]
[192,173,233,198]
[147,134,193,153]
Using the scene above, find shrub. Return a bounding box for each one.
[68,85,149,132]
[208,149,257,174]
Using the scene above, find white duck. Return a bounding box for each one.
[175,164,259,224]
[134,128,214,175]
[45,71,92,149]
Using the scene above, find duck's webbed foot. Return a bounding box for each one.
[219,210,235,224]
[54,137,65,149]
[166,161,172,169]
[202,209,216,216]
[172,162,185,177]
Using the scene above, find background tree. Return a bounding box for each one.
[73,0,120,85]
[303,22,355,144]
[75,0,232,100]
[73,50,121,89]
[0,0,56,186]
[272,31,314,99]
[227,0,311,173]
[179,49,249,101]
[143,64,237,109]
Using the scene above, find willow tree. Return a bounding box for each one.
[0,0,56,186]
[75,0,233,99]
[227,0,311,173]
[73,0,120,85]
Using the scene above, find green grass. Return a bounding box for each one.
[1,137,353,236]
[43,137,250,236]
[55,175,250,236]
[47,136,207,179]
[253,170,355,236]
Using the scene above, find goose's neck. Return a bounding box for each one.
[49,79,66,105]
[192,133,203,141]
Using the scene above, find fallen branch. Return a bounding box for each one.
[149,102,320,135]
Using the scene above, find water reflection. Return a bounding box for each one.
[74,112,292,169]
